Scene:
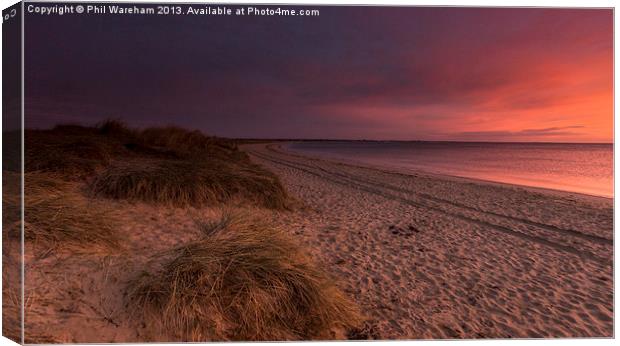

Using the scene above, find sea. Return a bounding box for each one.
[285,141,613,198]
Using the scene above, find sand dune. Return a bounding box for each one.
[11,124,355,343]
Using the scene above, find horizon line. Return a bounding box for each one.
[12,126,613,145]
[233,138,614,145]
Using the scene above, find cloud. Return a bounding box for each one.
[520,126,585,134]
[453,126,587,141]
[24,6,612,141]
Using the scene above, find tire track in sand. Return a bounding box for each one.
[247,146,610,266]
[264,145,612,245]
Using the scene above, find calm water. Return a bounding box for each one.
[286,141,614,198]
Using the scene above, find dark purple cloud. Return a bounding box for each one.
[24,5,612,141]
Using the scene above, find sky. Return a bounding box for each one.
[25,5,613,142]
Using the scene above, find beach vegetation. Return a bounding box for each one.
[22,121,290,209]
[126,211,363,341]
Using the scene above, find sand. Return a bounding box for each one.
[10,142,613,342]
[244,143,613,339]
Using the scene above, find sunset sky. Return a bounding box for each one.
[25,6,613,142]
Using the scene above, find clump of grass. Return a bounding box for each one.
[126,211,363,341]
[23,173,121,251]
[139,126,238,155]
[24,122,168,179]
[96,119,138,139]
[24,121,291,208]
[26,141,110,178]
[25,127,127,179]
[140,126,213,153]
[90,159,289,209]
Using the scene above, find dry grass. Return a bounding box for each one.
[140,126,238,156]
[140,126,216,154]
[2,289,21,344]
[3,171,22,239]
[90,159,289,209]
[126,211,363,341]
[24,121,290,209]
[3,169,22,343]
[2,228,22,344]
[22,173,121,251]
[96,119,139,139]
[25,127,127,179]
[24,122,173,179]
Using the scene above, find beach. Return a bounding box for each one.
[245,143,613,338]
[12,5,613,343]
[8,138,613,342]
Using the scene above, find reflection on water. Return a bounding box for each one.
[287,141,613,198]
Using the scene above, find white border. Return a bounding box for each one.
[0,1,616,346]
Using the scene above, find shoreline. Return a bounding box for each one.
[275,142,613,201]
[245,142,613,338]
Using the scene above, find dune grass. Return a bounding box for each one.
[1,286,20,344]
[22,173,121,251]
[3,171,22,343]
[140,126,239,156]
[140,126,218,154]
[96,119,139,139]
[24,121,290,209]
[25,126,126,179]
[2,171,22,239]
[90,159,288,209]
[126,211,363,341]
[16,122,362,341]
